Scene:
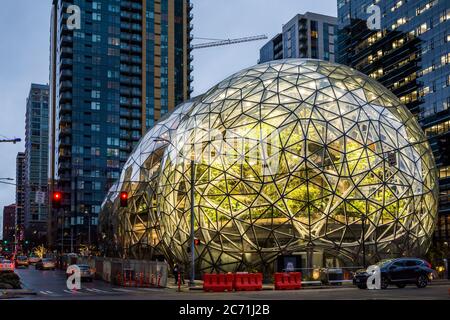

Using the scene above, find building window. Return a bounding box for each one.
[92,13,101,21]
[108,37,120,46]
[91,124,100,132]
[91,102,100,110]
[92,34,101,43]
[91,90,101,99]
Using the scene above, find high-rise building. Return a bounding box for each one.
[259,12,337,63]
[24,84,49,246]
[49,0,192,250]
[15,152,26,244]
[337,0,450,253]
[2,204,16,243]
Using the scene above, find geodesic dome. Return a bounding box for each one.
[100,59,438,272]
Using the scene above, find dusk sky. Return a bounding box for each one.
[0,0,337,236]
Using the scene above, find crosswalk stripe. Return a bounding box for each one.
[64,289,83,294]
[112,288,134,292]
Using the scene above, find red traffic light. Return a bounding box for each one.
[194,238,200,246]
[53,192,62,201]
[52,191,62,208]
[120,191,128,207]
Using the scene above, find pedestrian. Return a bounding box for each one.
[173,263,179,285]
[179,264,186,285]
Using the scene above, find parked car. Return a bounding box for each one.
[15,255,29,268]
[0,259,15,273]
[28,255,40,265]
[66,264,94,282]
[35,258,56,270]
[353,258,435,289]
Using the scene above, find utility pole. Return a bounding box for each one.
[189,158,196,287]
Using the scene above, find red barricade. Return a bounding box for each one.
[274,272,302,290]
[234,273,263,291]
[203,273,234,292]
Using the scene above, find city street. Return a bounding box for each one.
[13,267,450,300]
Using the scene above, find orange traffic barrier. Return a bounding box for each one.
[151,274,155,286]
[203,273,234,292]
[274,272,302,290]
[234,273,262,291]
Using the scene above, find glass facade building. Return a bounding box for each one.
[15,152,26,244]
[259,12,337,64]
[337,0,450,253]
[24,84,50,246]
[49,0,192,250]
[100,59,438,274]
[2,204,16,243]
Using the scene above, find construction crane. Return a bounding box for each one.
[192,34,268,50]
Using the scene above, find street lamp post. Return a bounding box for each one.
[61,209,64,254]
[361,214,366,268]
[189,158,195,287]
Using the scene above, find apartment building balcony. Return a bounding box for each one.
[59,127,71,136]
[60,80,72,89]
[60,58,73,66]
[121,1,142,12]
[131,111,141,119]
[120,88,132,96]
[59,103,72,113]
[59,92,72,102]
[131,100,141,107]
[61,35,73,44]
[60,69,72,79]
[59,138,71,146]
[61,47,73,57]
[120,132,131,139]
[120,120,131,128]
[120,109,131,118]
[59,115,72,124]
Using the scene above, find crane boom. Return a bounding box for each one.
[192,35,268,50]
[0,138,21,144]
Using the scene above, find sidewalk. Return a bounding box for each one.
[165,278,450,292]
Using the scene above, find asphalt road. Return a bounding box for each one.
[14,267,450,300]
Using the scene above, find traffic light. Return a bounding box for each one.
[52,191,62,208]
[120,191,128,207]
[194,238,200,246]
[3,240,8,245]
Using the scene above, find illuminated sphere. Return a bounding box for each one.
[100,59,438,273]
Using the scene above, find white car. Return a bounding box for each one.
[0,259,15,273]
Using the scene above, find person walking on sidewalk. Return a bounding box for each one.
[179,264,186,285]
[173,263,179,285]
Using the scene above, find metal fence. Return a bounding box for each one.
[76,256,169,287]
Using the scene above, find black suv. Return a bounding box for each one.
[353,258,435,289]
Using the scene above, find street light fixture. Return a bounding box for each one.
[153,137,196,287]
